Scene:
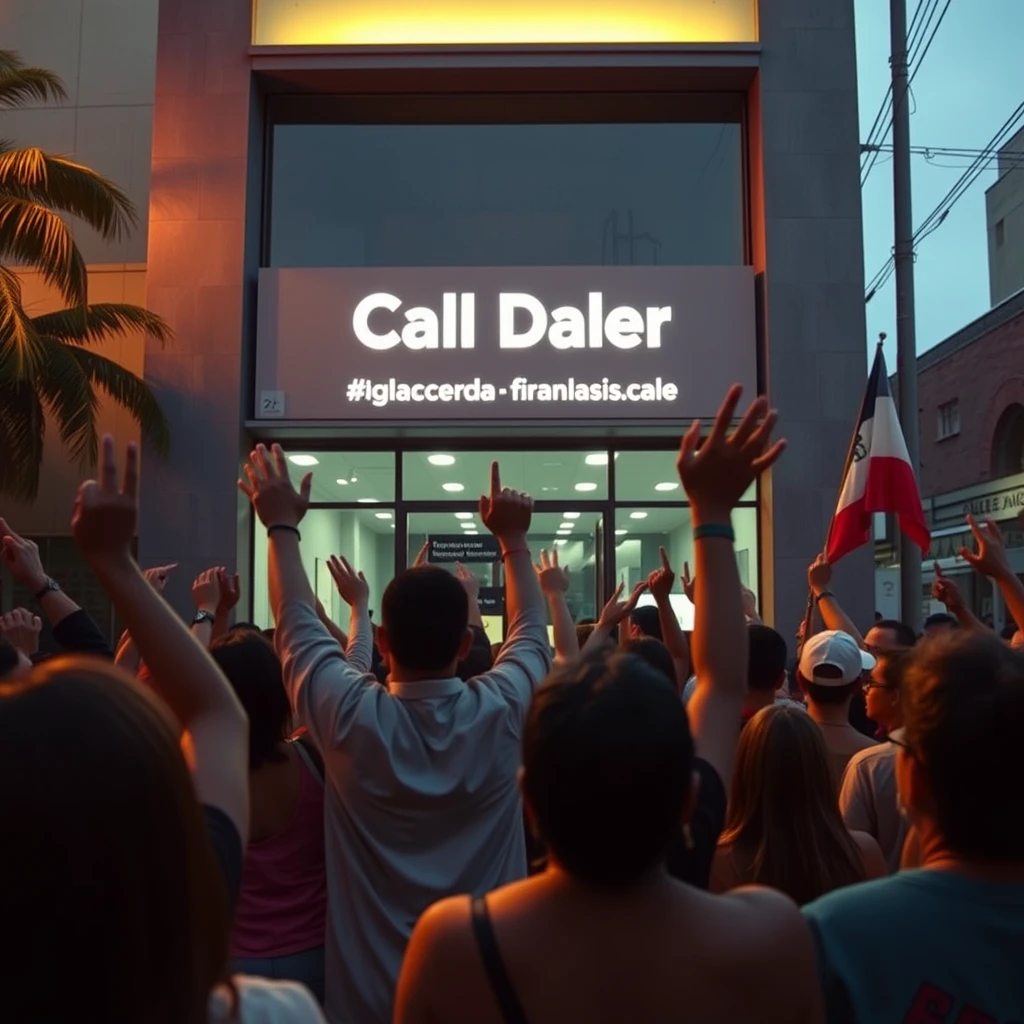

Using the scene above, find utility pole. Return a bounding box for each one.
[890,0,922,631]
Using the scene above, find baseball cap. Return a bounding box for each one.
[799,630,876,686]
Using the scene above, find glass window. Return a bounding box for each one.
[282,451,396,504]
[614,506,757,631]
[252,508,396,627]
[402,451,608,502]
[614,450,755,503]
[269,100,743,268]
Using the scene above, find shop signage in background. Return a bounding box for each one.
[930,472,1024,527]
[477,587,505,617]
[427,534,502,563]
[254,266,757,421]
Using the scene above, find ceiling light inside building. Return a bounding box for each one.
[442,482,465,493]
[574,482,598,492]
[654,482,679,492]
[428,454,456,466]
[584,453,608,466]
[455,512,474,520]
[563,512,581,520]
[630,511,648,519]
[375,512,393,520]
[287,454,319,466]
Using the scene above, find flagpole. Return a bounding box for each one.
[798,336,887,657]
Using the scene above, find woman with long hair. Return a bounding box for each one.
[712,705,885,904]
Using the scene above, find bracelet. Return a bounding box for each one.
[814,591,834,604]
[500,548,530,561]
[267,524,301,541]
[693,524,735,543]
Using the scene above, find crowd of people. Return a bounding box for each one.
[1,382,1022,1023]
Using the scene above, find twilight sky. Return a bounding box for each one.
[855,0,1024,366]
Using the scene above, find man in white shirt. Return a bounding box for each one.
[240,449,551,1024]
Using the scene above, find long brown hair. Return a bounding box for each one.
[0,657,231,1023]
[718,705,865,905]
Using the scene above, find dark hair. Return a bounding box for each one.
[261,627,276,643]
[720,706,865,905]
[0,639,21,679]
[748,625,788,693]
[799,665,861,707]
[228,621,263,635]
[209,631,290,770]
[620,637,676,688]
[522,653,694,887]
[873,619,917,648]
[630,605,662,641]
[923,613,957,632]
[902,632,1024,860]
[381,566,469,672]
[0,659,229,1022]
[577,617,597,626]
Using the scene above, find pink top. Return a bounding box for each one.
[231,750,327,958]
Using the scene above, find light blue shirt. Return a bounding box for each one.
[275,599,552,1024]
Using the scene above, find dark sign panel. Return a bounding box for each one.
[427,534,502,563]
[255,265,756,421]
[477,587,504,616]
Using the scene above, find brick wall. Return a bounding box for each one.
[916,307,1024,497]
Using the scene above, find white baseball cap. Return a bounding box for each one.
[799,630,876,686]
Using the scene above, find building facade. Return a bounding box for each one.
[987,124,1024,307]
[2,0,874,636]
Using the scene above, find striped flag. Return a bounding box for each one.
[825,346,930,564]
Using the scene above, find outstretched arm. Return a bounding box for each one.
[682,386,786,791]
[647,546,690,690]
[961,515,1024,632]
[931,561,985,631]
[807,555,865,647]
[580,581,647,658]
[535,549,578,664]
[74,438,249,843]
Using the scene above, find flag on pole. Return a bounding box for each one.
[825,346,930,564]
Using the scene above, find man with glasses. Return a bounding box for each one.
[839,652,908,873]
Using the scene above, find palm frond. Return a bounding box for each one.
[0,51,66,109]
[66,347,170,456]
[0,195,88,307]
[0,266,46,377]
[34,336,100,464]
[31,303,172,347]
[0,148,137,240]
[0,378,45,501]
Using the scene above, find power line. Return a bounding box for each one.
[865,101,1024,303]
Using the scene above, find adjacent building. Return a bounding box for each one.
[987,124,1024,307]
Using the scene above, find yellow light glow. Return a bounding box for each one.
[252,0,757,46]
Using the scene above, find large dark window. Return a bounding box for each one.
[266,93,745,268]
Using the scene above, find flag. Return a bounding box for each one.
[825,346,930,564]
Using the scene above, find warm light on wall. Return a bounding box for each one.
[252,0,757,46]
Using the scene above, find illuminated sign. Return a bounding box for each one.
[252,0,758,46]
[254,265,757,422]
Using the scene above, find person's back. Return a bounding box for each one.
[805,631,1024,1022]
[267,466,551,1023]
[395,655,821,1024]
[798,631,876,786]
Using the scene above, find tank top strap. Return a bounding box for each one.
[470,897,529,1024]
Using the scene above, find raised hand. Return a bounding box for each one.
[535,548,570,596]
[932,561,965,613]
[647,547,674,604]
[741,585,760,622]
[413,541,430,568]
[144,563,178,593]
[480,462,532,542]
[808,554,833,596]
[597,580,648,631]
[217,569,241,613]
[676,385,785,524]
[960,514,1012,580]
[0,518,48,592]
[455,561,482,601]
[328,554,369,608]
[239,443,312,529]
[680,560,696,604]
[192,567,223,613]
[0,608,42,657]
[71,436,138,565]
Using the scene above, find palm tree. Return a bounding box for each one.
[0,50,170,501]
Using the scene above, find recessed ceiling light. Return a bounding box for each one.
[351,474,357,482]
[630,511,648,519]
[428,454,456,466]
[336,478,349,486]
[654,482,679,492]
[563,512,581,520]
[375,512,393,520]
[615,529,628,536]
[553,538,568,546]
[557,529,572,535]
[287,454,319,467]
[574,482,598,492]
[390,524,396,529]
[541,487,558,492]
[584,453,608,466]
[559,522,574,530]
[454,512,474,520]
[442,482,465,493]
[357,498,380,504]
[464,530,479,535]
[460,522,476,529]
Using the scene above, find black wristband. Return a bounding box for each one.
[814,591,834,604]
[267,524,301,541]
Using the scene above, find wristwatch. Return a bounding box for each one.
[192,609,216,626]
[34,577,61,602]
